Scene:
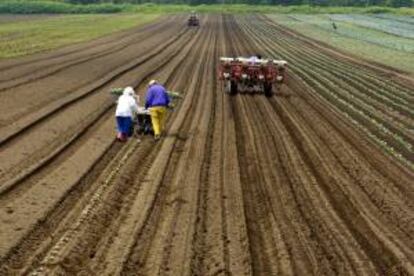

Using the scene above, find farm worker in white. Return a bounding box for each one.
[249,54,262,63]
[115,86,138,142]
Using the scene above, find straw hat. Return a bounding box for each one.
[148,79,157,86]
[123,86,135,96]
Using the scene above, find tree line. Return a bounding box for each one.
[66,0,413,8]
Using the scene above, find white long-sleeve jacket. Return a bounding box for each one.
[115,92,138,117]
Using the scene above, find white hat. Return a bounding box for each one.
[148,79,157,86]
[123,86,135,96]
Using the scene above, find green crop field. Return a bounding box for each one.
[1,1,414,15]
[0,13,159,58]
[267,14,414,73]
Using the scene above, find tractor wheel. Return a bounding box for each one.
[230,80,238,95]
[264,82,273,97]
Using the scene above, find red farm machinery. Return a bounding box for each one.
[218,57,287,97]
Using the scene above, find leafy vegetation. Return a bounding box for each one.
[128,4,414,14]
[240,17,413,167]
[268,14,414,72]
[58,0,414,8]
[288,14,414,50]
[373,12,414,22]
[0,13,159,58]
[1,1,413,14]
[0,1,125,13]
[331,14,414,38]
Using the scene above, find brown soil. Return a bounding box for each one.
[0,14,413,276]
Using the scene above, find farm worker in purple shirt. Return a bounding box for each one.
[145,80,170,140]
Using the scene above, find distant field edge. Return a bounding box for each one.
[0,14,161,59]
[263,15,414,85]
[0,2,413,15]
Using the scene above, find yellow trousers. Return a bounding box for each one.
[149,106,167,136]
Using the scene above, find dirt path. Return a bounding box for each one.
[0,14,413,275]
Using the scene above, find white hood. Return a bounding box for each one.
[116,87,138,117]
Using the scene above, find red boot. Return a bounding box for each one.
[117,132,127,142]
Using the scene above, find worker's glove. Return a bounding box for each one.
[167,103,175,110]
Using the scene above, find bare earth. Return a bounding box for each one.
[0,14,413,275]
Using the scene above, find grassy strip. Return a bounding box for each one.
[0,13,159,58]
[1,2,414,15]
[0,1,125,13]
[129,4,414,15]
[291,14,414,51]
[267,14,414,73]
[330,14,414,39]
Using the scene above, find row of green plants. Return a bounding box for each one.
[1,1,414,14]
[268,14,414,72]
[255,16,413,108]
[287,14,414,51]
[331,14,414,38]
[239,17,413,168]
[270,24,414,119]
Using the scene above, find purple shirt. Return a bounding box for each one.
[145,84,170,109]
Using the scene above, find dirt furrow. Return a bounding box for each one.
[254,12,414,203]
[240,15,414,274]
[271,90,414,233]
[230,14,413,274]
[0,18,189,144]
[0,13,413,276]
[29,24,205,273]
[0,17,202,269]
[243,18,413,123]
[233,94,321,275]
[119,16,217,276]
[223,14,296,275]
[0,23,195,194]
[189,15,253,276]
[244,17,414,123]
[258,16,414,104]
[266,95,413,273]
[228,16,347,275]
[0,16,177,82]
[261,15,414,96]
[238,15,413,167]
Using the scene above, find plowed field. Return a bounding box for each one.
[0,14,413,275]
